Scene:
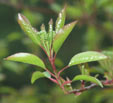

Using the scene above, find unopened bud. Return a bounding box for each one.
[18,13,30,24]
[41,24,45,31]
[49,18,53,25]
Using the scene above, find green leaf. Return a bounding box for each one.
[5,53,45,69]
[72,75,103,88]
[69,51,107,66]
[102,51,113,60]
[48,19,53,47]
[55,7,66,33]
[43,71,51,78]
[53,21,77,53]
[18,13,40,45]
[31,71,51,84]
[99,51,113,72]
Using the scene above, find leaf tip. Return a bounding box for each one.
[31,79,35,84]
[31,72,37,84]
[100,84,104,88]
[18,13,30,24]
[4,56,12,61]
[62,6,66,13]
[18,13,23,21]
[41,23,46,31]
[71,20,78,26]
[49,18,53,25]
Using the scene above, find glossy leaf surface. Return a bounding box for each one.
[55,7,66,33]
[18,13,40,45]
[53,21,77,53]
[5,53,45,69]
[73,75,103,88]
[69,51,107,66]
[31,71,51,84]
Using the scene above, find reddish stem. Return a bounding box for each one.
[53,53,56,61]
[40,46,49,58]
[41,44,67,93]
[45,68,56,78]
[48,54,67,93]
[49,47,52,58]
[49,57,57,74]
[49,78,58,84]
[102,79,113,85]
[62,80,72,86]
[81,80,85,89]
[58,66,69,77]
[41,46,59,82]
[68,84,97,94]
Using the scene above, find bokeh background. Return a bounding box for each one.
[0,0,113,103]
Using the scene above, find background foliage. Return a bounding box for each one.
[0,0,113,103]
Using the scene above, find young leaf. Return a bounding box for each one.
[53,21,77,53]
[48,19,53,47]
[18,13,40,45]
[69,51,107,66]
[72,75,103,88]
[31,71,51,84]
[5,53,45,69]
[55,7,66,33]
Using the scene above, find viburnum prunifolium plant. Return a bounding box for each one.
[5,7,113,95]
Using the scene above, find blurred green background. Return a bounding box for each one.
[0,0,113,103]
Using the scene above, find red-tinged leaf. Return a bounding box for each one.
[55,7,66,33]
[18,13,40,45]
[48,19,53,47]
[53,21,77,53]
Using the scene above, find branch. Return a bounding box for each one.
[45,68,56,78]
[68,84,96,94]
[67,79,113,95]
[49,78,58,84]
[58,66,69,77]
[49,56,57,74]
